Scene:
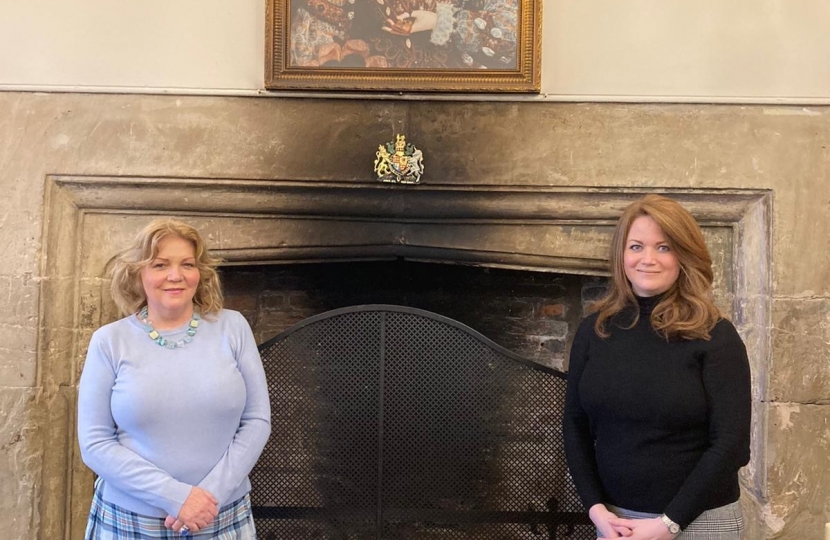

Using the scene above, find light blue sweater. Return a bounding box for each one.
[77,309,271,518]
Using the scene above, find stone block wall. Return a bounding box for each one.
[0,92,827,539]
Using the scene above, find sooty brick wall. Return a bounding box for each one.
[222,261,608,370]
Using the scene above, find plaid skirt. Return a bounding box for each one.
[85,479,258,539]
[606,500,743,540]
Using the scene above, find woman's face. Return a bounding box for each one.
[140,235,200,321]
[623,215,680,297]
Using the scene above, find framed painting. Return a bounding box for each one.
[265,0,541,92]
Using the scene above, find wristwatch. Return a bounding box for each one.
[660,514,681,534]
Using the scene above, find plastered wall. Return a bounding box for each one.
[0,0,828,100]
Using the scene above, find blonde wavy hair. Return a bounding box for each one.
[110,218,224,317]
[592,194,722,340]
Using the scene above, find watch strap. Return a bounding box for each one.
[660,513,681,534]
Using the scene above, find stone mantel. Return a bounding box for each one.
[56,175,764,221]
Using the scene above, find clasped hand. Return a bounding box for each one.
[164,487,219,535]
[590,504,678,539]
[605,516,679,540]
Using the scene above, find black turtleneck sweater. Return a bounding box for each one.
[563,296,751,529]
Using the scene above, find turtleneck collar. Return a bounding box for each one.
[635,293,664,316]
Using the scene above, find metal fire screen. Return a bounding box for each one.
[252,305,593,539]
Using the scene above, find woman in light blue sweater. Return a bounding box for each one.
[78,218,271,539]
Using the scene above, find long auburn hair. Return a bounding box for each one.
[592,194,722,340]
[110,218,224,317]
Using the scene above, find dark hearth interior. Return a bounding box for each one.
[222,260,607,370]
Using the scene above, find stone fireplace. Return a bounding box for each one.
[38,175,770,539]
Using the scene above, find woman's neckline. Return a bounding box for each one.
[134,309,195,333]
[139,304,195,331]
[634,293,664,315]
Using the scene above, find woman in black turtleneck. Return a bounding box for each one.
[563,195,750,540]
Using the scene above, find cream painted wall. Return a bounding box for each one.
[0,1,265,90]
[543,0,830,100]
[0,0,828,101]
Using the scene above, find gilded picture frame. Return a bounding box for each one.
[265,0,541,92]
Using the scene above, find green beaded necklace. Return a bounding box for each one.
[139,306,200,349]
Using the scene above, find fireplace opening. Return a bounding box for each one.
[220,261,602,539]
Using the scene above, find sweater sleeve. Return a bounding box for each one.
[563,317,606,510]
[77,330,193,517]
[197,312,272,505]
[663,321,752,529]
